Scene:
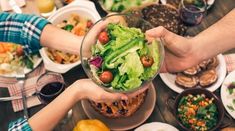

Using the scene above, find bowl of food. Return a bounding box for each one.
[40,1,101,73]
[98,0,159,12]
[169,88,224,131]
[80,14,164,93]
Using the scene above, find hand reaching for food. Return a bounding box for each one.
[145,26,200,73]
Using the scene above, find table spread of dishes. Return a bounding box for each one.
[0,0,235,131]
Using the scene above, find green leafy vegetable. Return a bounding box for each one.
[227,105,235,111]
[63,24,74,32]
[23,56,34,69]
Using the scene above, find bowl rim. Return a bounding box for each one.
[80,14,165,93]
[173,88,224,131]
[40,3,101,73]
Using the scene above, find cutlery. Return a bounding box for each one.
[0,93,36,102]
[16,68,28,119]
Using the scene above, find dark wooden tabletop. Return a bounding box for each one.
[1,0,235,131]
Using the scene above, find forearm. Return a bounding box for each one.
[28,81,84,131]
[0,12,49,54]
[40,25,82,55]
[193,9,235,61]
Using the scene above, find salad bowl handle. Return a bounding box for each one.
[219,112,233,129]
[166,96,176,114]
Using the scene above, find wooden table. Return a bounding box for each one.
[0,0,235,131]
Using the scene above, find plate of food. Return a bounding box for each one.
[125,4,187,36]
[160,54,226,93]
[0,42,42,77]
[160,0,215,9]
[40,1,101,73]
[221,70,235,119]
[81,83,156,131]
[135,122,178,131]
[98,0,159,12]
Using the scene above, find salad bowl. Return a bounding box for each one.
[80,14,165,93]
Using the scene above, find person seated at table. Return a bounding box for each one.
[146,8,235,73]
[0,12,148,131]
[2,8,235,131]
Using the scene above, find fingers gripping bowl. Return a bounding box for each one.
[81,14,164,93]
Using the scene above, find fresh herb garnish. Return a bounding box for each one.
[227,105,235,111]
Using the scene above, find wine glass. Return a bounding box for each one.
[36,72,72,124]
[179,0,207,26]
[36,72,65,104]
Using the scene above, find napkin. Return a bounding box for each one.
[224,54,235,73]
[0,0,25,12]
[0,64,46,112]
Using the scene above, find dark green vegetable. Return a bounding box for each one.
[23,56,34,69]
[63,24,74,32]
[227,105,235,111]
[104,38,143,69]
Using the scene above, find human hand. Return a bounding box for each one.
[146,26,201,73]
[72,79,128,103]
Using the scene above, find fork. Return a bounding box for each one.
[16,69,29,119]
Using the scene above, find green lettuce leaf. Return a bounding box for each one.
[119,51,144,78]
[141,40,161,80]
[124,77,142,89]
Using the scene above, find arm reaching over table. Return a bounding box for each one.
[27,79,128,131]
[146,9,235,73]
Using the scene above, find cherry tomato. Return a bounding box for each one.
[98,31,109,44]
[99,71,113,83]
[141,55,154,67]
[86,20,93,28]
[16,46,24,56]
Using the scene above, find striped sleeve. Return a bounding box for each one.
[8,118,32,131]
[0,12,50,54]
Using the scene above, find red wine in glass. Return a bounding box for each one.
[180,5,204,26]
[38,82,65,103]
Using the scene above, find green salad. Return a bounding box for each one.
[89,23,161,91]
[100,0,157,12]
[177,94,218,131]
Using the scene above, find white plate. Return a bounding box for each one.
[81,83,156,131]
[160,0,215,9]
[160,54,227,93]
[40,0,101,73]
[0,56,42,78]
[135,122,178,131]
[221,70,235,119]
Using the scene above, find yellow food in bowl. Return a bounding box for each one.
[73,119,110,131]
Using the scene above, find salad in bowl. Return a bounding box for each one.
[81,14,164,93]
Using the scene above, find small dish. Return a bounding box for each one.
[81,83,156,131]
[160,54,226,93]
[221,70,235,119]
[135,122,179,131]
[168,88,224,131]
[40,0,101,73]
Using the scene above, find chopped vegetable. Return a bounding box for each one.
[89,23,161,91]
[227,105,235,111]
[98,31,109,44]
[89,56,103,68]
[100,0,157,12]
[177,94,218,131]
[99,71,113,84]
[64,24,74,31]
